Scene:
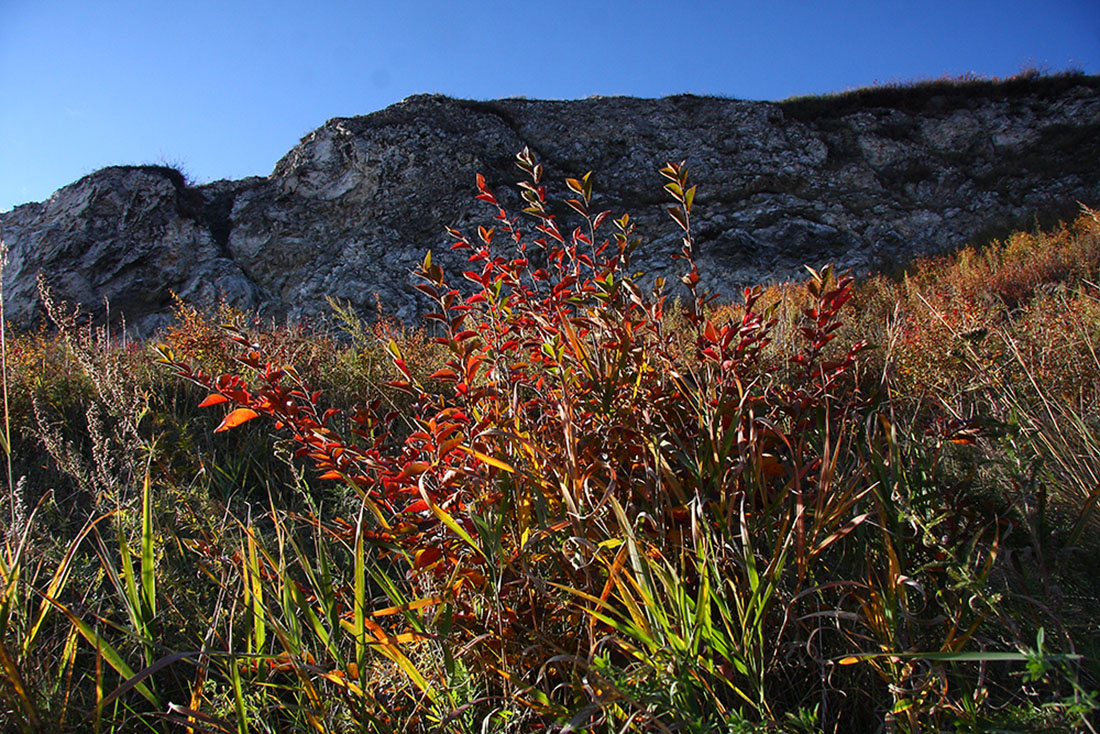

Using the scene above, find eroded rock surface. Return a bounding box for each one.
[4,75,1099,335]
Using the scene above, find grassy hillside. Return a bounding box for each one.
[778,69,1100,119]
[2,151,1099,732]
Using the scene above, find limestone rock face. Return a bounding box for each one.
[4,75,1099,336]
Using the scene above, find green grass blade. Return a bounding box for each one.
[140,469,156,622]
[0,637,42,732]
[114,517,144,640]
[42,595,161,709]
[245,531,265,652]
[24,511,112,657]
[354,521,366,671]
[418,479,483,558]
[227,652,250,734]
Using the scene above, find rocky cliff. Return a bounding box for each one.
[4,74,1099,336]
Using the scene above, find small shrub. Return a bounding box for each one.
[5,151,1097,733]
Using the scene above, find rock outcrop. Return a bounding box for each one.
[4,74,1099,336]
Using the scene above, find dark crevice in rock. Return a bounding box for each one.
[1013,122,1100,178]
[202,189,238,252]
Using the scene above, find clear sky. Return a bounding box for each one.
[1,0,1097,212]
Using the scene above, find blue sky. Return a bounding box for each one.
[1,0,1097,212]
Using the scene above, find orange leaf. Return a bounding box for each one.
[198,393,230,408]
[214,408,260,433]
[372,596,442,617]
[459,446,515,474]
[438,436,464,457]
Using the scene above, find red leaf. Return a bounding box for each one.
[667,206,687,230]
[214,408,260,433]
[703,321,719,344]
[403,499,430,514]
[400,461,432,478]
[429,368,458,381]
[414,546,443,570]
[198,393,230,408]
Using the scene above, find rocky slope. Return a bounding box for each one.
[3,74,1099,336]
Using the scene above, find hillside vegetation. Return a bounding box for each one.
[779,69,1100,119]
[2,150,1100,732]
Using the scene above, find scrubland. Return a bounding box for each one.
[2,150,1100,732]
